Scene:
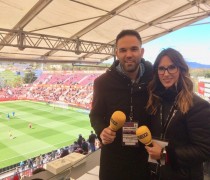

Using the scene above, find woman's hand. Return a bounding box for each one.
[145,141,162,160]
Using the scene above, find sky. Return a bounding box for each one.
[143,17,210,65]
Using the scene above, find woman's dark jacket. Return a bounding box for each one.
[89,59,153,180]
[150,88,210,180]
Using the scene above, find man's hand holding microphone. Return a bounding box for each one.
[100,114,164,162]
[100,111,126,145]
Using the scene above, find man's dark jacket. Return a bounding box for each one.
[89,59,153,180]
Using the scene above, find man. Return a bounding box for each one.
[81,138,89,154]
[28,122,32,129]
[7,113,10,120]
[89,30,153,180]
[88,130,97,152]
[77,134,83,147]
[27,158,33,169]
[9,130,13,139]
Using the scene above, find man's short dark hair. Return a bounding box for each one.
[116,30,142,45]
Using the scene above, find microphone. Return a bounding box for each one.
[109,111,126,131]
[136,125,153,147]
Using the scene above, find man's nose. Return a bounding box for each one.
[125,50,132,57]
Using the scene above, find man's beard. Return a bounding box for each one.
[123,63,139,73]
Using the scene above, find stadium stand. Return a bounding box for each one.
[0,71,101,109]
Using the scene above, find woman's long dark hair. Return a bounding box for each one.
[146,48,193,114]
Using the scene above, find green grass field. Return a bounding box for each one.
[0,100,92,169]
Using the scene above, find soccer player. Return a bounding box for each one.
[28,122,32,129]
[7,113,10,120]
[9,130,13,139]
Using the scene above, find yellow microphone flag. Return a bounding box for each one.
[136,125,152,146]
[109,111,126,131]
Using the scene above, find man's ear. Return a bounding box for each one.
[141,47,144,57]
[115,48,119,59]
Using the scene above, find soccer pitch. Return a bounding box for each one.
[0,100,92,169]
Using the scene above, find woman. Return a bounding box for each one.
[146,48,210,180]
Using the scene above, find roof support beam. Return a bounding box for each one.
[135,0,199,32]
[0,57,100,64]
[0,28,114,55]
[45,0,141,56]
[82,0,209,60]
[0,0,53,50]
[143,13,210,44]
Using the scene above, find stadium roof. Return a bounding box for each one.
[0,0,210,64]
